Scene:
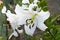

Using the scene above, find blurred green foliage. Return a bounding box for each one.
[38,0,48,11]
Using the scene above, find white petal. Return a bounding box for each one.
[15,4,32,15]
[1,6,6,13]
[24,24,36,36]
[37,10,50,31]
[37,10,50,22]
[6,10,13,18]
[22,0,29,4]
[6,10,17,23]
[16,13,33,25]
[17,29,23,33]
[13,31,18,37]
[15,4,22,15]
[5,10,20,29]
[24,19,37,36]
[37,22,48,31]
[10,22,19,30]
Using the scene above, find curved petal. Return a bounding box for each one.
[17,29,23,33]
[15,4,33,15]
[5,10,20,30]
[13,31,18,37]
[24,24,36,36]
[37,22,48,31]
[6,10,17,23]
[24,19,37,36]
[37,10,50,22]
[37,10,50,31]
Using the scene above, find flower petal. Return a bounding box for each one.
[13,31,18,37]
[17,29,23,33]
[24,24,36,36]
[37,10,50,31]
[37,10,50,22]
[24,19,37,36]
[37,22,48,31]
[6,10,17,23]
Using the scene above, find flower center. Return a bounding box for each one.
[26,14,37,26]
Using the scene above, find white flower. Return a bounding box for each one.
[15,4,37,36]
[24,10,50,36]
[14,4,50,36]
[1,6,6,13]
[2,4,50,37]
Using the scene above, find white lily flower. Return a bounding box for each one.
[15,4,36,36]
[15,4,50,36]
[22,0,29,4]
[2,4,50,37]
[24,10,50,35]
[1,6,6,13]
